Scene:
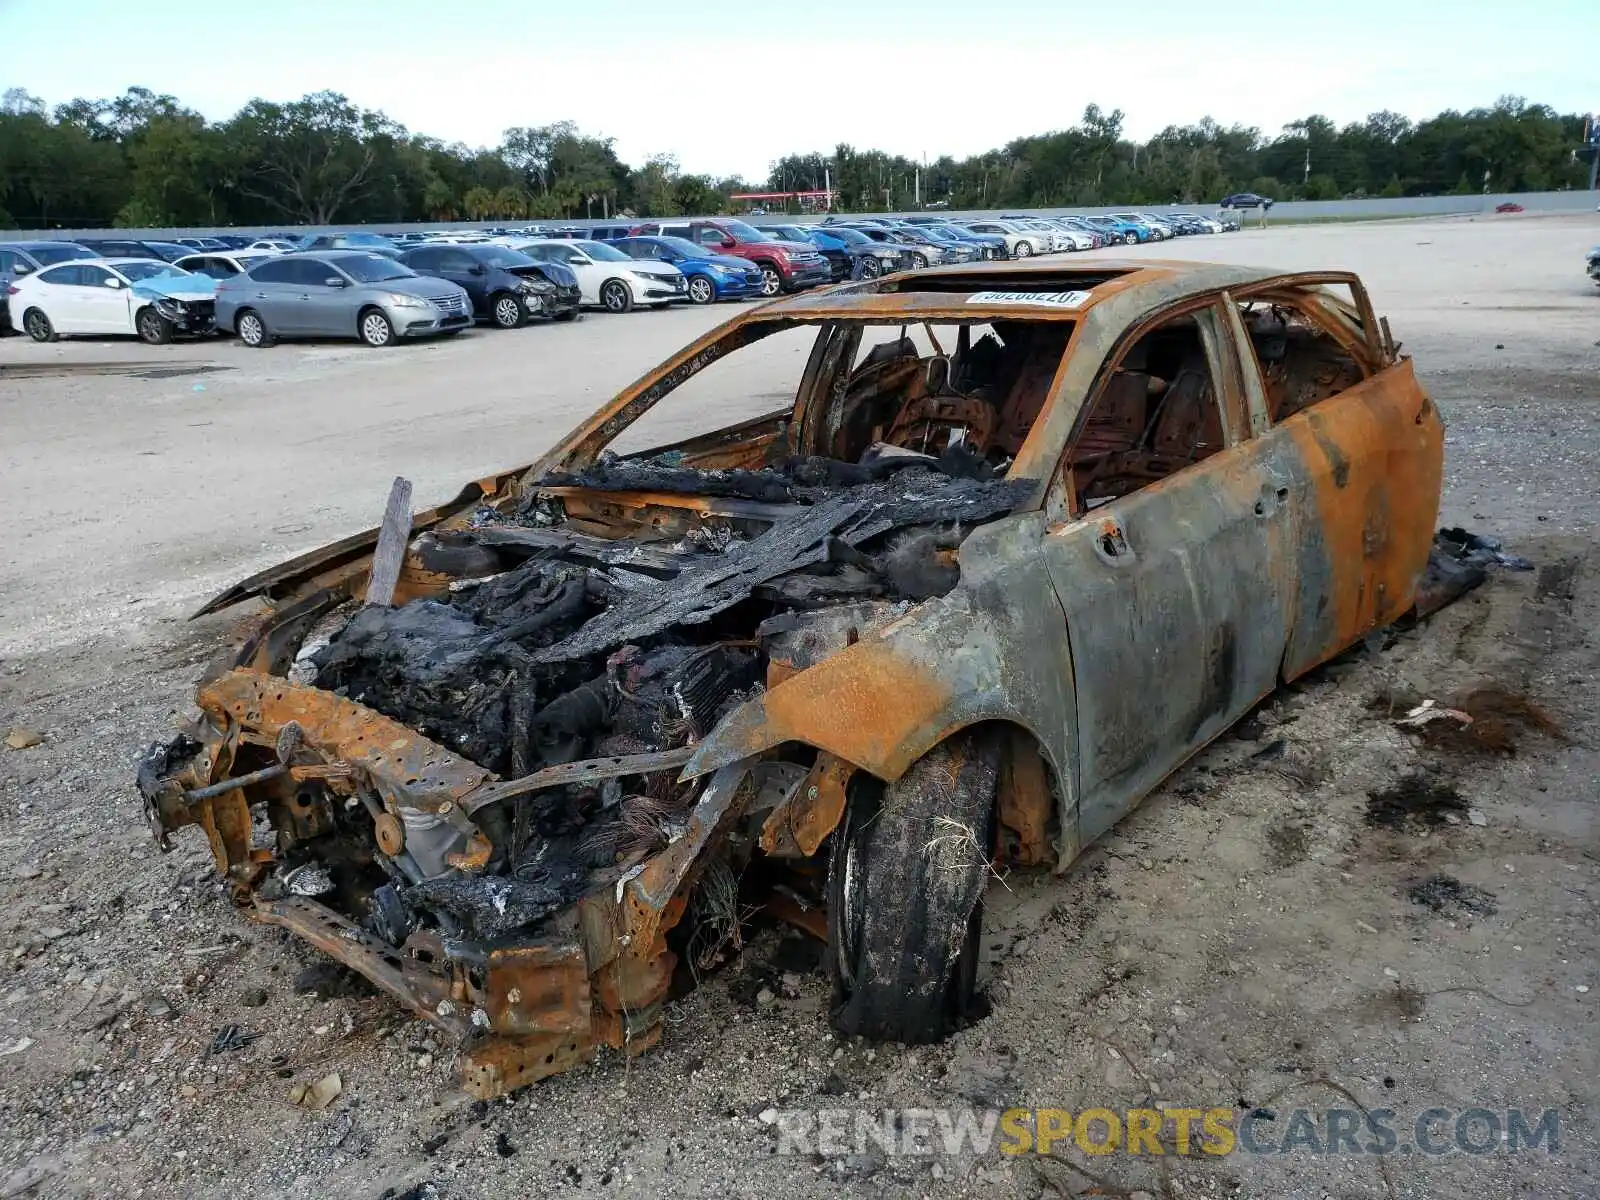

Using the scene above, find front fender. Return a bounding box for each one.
[683,513,1078,792]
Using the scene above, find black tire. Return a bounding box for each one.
[490,291,524,329]
[1123,231,1139,245]
[756,263,783,297]
[1013,240,1033,258]
[136,306,173,345]
[910,253,928,269]
[600,278,633,313]
[358,307,396,347]
[858,256,883,279]
[686,274,715,305]
[22,308,57,343]
[235,308,273,348]
[827,731,1000,1043]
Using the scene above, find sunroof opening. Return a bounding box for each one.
[878,267,1139,295]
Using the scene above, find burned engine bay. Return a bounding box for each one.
[137,441,1034,1096]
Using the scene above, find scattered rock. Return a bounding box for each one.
[0,1156,59,1198]
[179,1084,198,1098]
[240,987,270,1008]
[4,729,43,751]
[289,1072,342,1111]
[0,1037,33,1057]
[1355,920,1379,935]
[1468,809,1488,827]
[755,987,776,1007]
[143,995,175,1021]
[758,1107,779,1125]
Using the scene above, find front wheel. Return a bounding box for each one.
[857,256,883,279]
[827,731,1000,1043]
[490,291,524,329]
[235,308,273,348]
[1013,240,1033,258]
[686,275,715,305]
[757,264,783,297]
[23,308,57,343]
[600,279,633,313]
[1123,231,1139,245]
[136,307,173,345]
[910,253,928,269]
[359,307,396,347]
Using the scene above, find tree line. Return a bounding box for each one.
[0,87,1589,231]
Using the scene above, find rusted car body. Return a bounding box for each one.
[138,258,1442,1097]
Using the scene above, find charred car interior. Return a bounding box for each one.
[138,260,1446,1097]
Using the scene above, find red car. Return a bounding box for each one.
[1494,202,1525,214]
[630,218,833,297]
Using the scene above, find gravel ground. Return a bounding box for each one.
[0,213,1596,1200]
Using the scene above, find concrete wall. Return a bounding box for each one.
[4,190,1596,243]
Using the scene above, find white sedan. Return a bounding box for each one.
[508,238,687,312]
[174,251,282,280]
[246,239,298,252]
[9,257,218,344]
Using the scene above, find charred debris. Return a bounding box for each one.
[249,447,1029,944]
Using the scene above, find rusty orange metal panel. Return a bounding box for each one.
[1279,359,1443,676]
[700,642,954,781]
[759,753,853,858]
[483,944,592,1037]
[461,1032,596,1099]
[196,671,491,809]
[998,733,1054,868]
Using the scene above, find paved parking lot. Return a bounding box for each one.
[1,213,1597,1199]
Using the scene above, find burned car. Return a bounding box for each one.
[138,259,1443,1096]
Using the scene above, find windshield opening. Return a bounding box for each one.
[556,313,1075,486]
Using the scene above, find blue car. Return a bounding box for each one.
[1082,215,1154,245]
[610,236,764,304]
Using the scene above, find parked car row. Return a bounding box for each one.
[0,206,1237,343]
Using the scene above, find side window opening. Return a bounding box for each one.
[1064,310,1225,512]
[1238,295,1367,424]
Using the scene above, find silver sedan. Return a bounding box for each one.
[214,252,473,348]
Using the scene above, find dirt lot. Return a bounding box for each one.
[1,214,1596,1200]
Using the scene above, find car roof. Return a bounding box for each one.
[12,240,92,251]
[748,259,1281,323]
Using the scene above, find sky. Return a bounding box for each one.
[4,0,1595,182]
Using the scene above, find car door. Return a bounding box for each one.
[1040,296,1293,843]
[541,245,597,303]
[66,264,134,333]
[433,249,483,310]
[242,258,306,333]
[1222,276,1442,678]
[292,259,356,336]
